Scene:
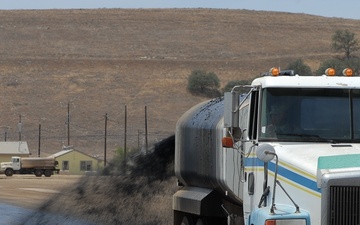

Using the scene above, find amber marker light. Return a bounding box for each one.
[342,68,353,76]
[269,67,280,76]
[222,136,234,148]
[265,220,276,225]
[325,68,336,76]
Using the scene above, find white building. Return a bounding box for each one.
[0,142,30,162]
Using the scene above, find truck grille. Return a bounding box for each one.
[330,186,360,225]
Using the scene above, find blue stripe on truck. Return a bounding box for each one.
[245,157,320,194]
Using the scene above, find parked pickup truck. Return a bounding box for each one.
[0,156,59,177]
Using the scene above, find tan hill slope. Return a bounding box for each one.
[0,8,359,158]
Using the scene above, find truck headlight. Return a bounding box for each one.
[265,219,306,225]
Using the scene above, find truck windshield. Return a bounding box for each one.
[259,88,360,143]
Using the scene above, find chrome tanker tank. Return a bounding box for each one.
[175,97,223,187]
[175,96,243,203]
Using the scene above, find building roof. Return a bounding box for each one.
[51,150,72,158]
[50,149,100,160]
[0,142,30,155]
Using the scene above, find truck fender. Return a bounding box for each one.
[173,186,226,217]
[248,205,310,225]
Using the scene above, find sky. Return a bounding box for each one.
[0,0,359,20]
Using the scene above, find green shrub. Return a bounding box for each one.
[285,59,312,76]
[187,70,221,97]
[222,79,251,94]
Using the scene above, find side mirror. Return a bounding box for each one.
[256,143,276,162]
[224,92,239,128]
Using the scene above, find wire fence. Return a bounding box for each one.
[0,113,174,160]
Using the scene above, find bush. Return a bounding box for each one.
[285,59,312,76]
[187,70,221,97]
[315,58,347,76]
[345,58,360,75]
[222,79,251,94]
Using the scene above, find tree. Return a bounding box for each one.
[331,29,359,60]
[187,70,221,97]
[285,59,312,76]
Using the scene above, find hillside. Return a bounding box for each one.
[0,8,359,159]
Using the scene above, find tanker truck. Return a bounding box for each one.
[0,156,59,177]
[173,67,360,225]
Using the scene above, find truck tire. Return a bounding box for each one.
[5,168,14,177]
[34,169,43,177]
[44,170,52,177]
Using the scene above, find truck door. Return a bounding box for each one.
[242,89,262,222]
[12,157,21,170]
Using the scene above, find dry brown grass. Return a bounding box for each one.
[0,8,359,159]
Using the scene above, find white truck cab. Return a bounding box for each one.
[174,67,360,225]
[0,157,21,173]
[10,157,21,170]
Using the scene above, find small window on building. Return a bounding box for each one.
[80,161,92,171]
[62,161,69,171]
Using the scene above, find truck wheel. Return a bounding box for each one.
[44,170,52,177]
[5,169,14,177]
[34,169,43,177]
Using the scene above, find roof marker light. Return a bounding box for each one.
[342,68,353,76]
[222,136,234,148]
[325,68,336,76]
[269,67,280,76]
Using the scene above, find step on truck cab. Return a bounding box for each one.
[173,67,360,225]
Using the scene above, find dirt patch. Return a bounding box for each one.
[0,175,82,209]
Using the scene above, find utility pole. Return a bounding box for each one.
[145,106,148,154]
[67,102,70,146]
[124,105,127,162]
[18,114,22,142]
[137,130,140,151]
[104,113,107,167]
[38,124,41,157]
